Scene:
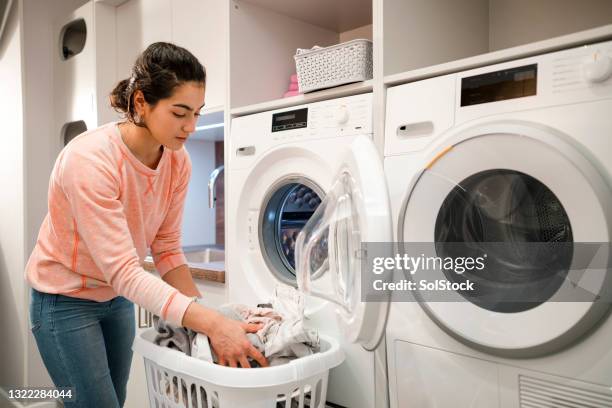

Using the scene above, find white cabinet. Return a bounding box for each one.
[124,304,152,408]
[116,0,172,79]
[116,0,227,110]
[172,0,227,111]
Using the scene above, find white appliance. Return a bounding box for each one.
[383,40,612,407]
[227,93,391,408]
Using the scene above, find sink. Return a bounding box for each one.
[184,248,225,263]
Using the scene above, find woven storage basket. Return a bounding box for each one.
[294,39,373,93]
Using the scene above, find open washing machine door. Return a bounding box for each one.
[295,135,392,351]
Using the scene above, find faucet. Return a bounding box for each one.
[208,165,224,208]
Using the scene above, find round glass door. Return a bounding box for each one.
[296,136,393,350]
[260,179,326,285]
[296,171,361,313]
[435,169,573,313]
[399,127,612,356]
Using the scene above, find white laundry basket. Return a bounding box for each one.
[133,329,345,408]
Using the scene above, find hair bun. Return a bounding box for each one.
[108,42,206,125]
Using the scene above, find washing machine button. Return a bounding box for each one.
[583,51,612,83]
[334,105,350,125]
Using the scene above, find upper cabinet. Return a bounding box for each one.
[115,0,226,111]
[172,0,227,111]
[116,0,172,79]
[229,0,373,111]
[383,0,612,83]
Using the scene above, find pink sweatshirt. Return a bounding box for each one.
[25,122,194,326]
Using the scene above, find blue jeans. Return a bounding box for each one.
[30,288,135,408]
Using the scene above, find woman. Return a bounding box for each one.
[26,42,267,408]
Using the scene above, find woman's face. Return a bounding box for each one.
[140,81,206,151]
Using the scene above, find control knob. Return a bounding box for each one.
[583,51,612,83]
[334,105,349,125]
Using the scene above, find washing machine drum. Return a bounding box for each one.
[260,181,326,284]
[400,130,612,356]
[434,169,573,313]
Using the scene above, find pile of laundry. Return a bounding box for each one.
[153,285,320,366]
[151,285,319,407]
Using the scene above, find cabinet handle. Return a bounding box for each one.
[396,121,434,138]
[138,306,152,328]
[236,146,255,156]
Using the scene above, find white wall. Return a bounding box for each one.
[0,0,25,394]
[339,24,373,43]
[21,0,90,393]
[383,0,490,75]
[489,0,612,51]
[182,140,217,247]
[230,1,339,108]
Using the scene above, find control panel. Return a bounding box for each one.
[455,39,612,123]
[269,93,372,143]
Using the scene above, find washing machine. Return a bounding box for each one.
[227,93,391,408]
[383,40,612,407]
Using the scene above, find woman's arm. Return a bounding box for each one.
[165,265,269,368]
[162,264,202,297]
[182,302,269,368]
[150,154,192,279]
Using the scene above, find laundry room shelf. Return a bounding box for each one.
[230,79,373,117]
[230,0,373,111]
[384,24,612,87]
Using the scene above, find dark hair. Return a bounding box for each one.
[110,42,206,125]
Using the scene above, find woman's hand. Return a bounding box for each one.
[182,302,268,368]
[207,316,269,368]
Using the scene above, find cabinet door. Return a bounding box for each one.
[172,0,227,110]
[116,0,173,79]
[125,304,152,408]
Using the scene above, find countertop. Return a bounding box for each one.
[143,245,225,284]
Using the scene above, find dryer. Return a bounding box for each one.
[384,40,612,407]
[227,93,390,408]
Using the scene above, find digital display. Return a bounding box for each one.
[272,108,308,132]
[461,64,537,107]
